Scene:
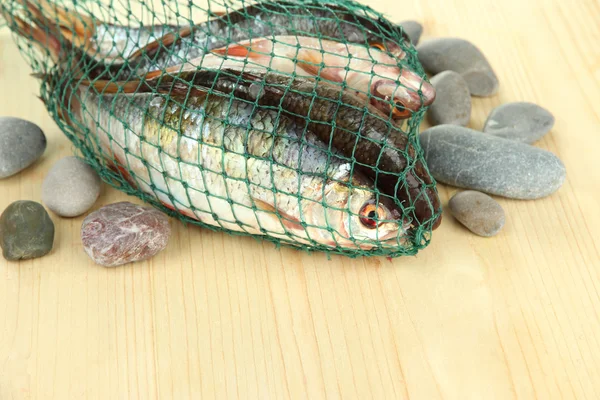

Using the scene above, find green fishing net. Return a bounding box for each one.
[1,0,441,258]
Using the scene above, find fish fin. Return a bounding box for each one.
[253,198,304,231]
[296,50,340,81]
[211,44,255,58]
[128,26,193,60]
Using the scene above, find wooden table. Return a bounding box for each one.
[1,0,599,398]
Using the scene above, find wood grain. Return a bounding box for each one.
[1,0,599,398]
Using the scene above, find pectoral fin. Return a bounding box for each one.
[252,198,304,231]
[296,50,341,82]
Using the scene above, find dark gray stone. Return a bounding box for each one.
[0,117,47,178]
[399,20,423,45]
[428,71,471,126]
[483,102,555,144]
[420,125,566,199]
[417,38,499,96]
[449,191,505,237]
[42,156,102,217]
[0,201,55,261]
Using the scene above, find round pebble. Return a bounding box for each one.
[428,71,471,126]
[42,156,102,217]
[483,102,555,144]
[0,117,47,179]
[449,191,505,237]
[81,202,171,267]
[399,20,423,45]
[417,38,499,97]
[0,201,54,261]
[420,125,566,199]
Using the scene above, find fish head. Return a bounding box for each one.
[307,170,408,249]
[369,67,436,120]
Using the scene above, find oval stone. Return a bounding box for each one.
[428,71,471,126]
[81,202,171,267]
[417,38,499,96]
[0,117,47,179]
[449,191,505,237]
[42,156,102,217]
[483,102,555,144]
[399,20,423,45]
[0,201,55,261]
[420,125,566,199]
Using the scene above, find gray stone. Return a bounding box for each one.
[42,156,102,217]
[428,71,471,126]
[0,201,54,261]
[81,202,171,267]
[417,38,499,96]
[0,117,47,179]
[420,125,566,199]
[483,102,555,144]
[399,20,423,45]
[449,191,505,237]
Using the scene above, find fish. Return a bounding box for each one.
[57,76,411,250]
[5,1,442,231]
[14,0,409,80]
[144,35,435,119]
[90,69,442,229]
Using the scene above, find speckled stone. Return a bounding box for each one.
[42,157,102,217]
[483,102,555,144]
[417,38,499,96]
[428,71,471,126]
[420,125,566,199]
[0,117,46,178]
[81,202,171,267]
[399,20,423,45]
[449,191,505,237]
[0,201,54,261]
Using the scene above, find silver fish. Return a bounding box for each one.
[63,81,410,250]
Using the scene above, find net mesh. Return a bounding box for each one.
[1,0,442,258]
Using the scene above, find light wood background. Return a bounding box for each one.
[1,0,599,398]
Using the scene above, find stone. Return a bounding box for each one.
[399,20,423,45]
[428,71,471,126]
[483,102,555,144]
[448,191,505,237]
[416,38,499,96]
[81,202,171,267]
[0,117,47,178]
[42,156,102,217]
[420,125,566,199]
[0,201,54,261]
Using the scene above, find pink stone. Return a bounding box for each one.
[81,202,171,267]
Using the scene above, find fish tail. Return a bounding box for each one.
[5,0,72,64]
[15,0,96,50]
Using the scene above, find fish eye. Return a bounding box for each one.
[369,42,387,52]
[392,101,412,119]
[359,201,386,229]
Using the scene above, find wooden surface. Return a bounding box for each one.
[1,0,600,398]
